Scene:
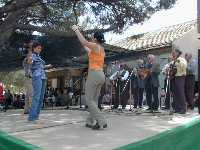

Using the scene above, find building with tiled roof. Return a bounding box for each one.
[105,20,200,89]
[46,20,200,90]
[112,20,197,52]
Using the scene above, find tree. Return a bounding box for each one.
[0,70,26,93]
[0,0,177,51]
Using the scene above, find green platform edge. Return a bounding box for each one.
[116,117,200,150]
[0,131,42,150]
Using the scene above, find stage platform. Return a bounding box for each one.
[0,107,199,150]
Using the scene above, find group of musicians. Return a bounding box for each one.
[108,47,197,114]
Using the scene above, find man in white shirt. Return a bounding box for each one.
[162,56,172,110]
[109,66,129,81]
[109,64,129,109]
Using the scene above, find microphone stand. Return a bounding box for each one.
[165,68,174,115]
[129,78,133,111]
[121,69,135,111]
[117,75,122,112]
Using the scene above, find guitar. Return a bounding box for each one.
[169,63,177,78]
[138,68,151,80]
[169,53,181,78]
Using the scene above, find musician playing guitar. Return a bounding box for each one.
[133,59,146,109]
[171,48,187,114]
[138,61,150,80]
[145,54,160,112]
[162,56,173,110]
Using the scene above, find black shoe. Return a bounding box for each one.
[112,106,118,109]
[174,109,179,113]
[175,110,186,114]
[85,124,93,128]
[98,106,103,110]
[153,109,159,112]
[64,106,69,110]
[161,106,170,110]
[178,111,186,114]
[145,108,153,113]
[92,123,107,130]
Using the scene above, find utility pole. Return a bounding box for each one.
[197,0,200,114]
[198,0,200,33]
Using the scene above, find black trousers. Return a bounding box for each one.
[145,85,159,110]
[113,80,129,109]
[172,76,186,113]
[133,87,144,108]
[113,80,123,109]
[4,99,9,111]
[121,82,129,109]
[185,75,195,107]
[164,78,174,109]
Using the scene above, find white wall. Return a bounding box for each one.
[173,26,200,80]
[173,26,200,59]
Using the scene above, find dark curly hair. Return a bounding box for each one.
[93,31,105,44]
[32,41,42,51]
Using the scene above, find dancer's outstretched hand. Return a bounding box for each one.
[45,64,53,69]
[72,25,79,31]
[27,56,33,64]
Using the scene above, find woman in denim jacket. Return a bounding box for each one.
[27,42,51,122]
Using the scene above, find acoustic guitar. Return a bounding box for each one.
[138,68,151,80]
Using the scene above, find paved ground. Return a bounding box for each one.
[0,107,199,150]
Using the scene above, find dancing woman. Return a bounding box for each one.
[72,25,107,130]
[27,42,50,122]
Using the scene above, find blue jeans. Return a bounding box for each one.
[28,76,46,121]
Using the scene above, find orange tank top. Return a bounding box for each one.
[88,47,105,70]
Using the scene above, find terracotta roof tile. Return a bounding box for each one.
[112,20,196,51]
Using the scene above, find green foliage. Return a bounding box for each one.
[0,0,177,70]
[0,0,177,32]
[32,0,177,31]
[0,70,26,93]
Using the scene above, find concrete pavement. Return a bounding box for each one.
[0,108,199,150]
